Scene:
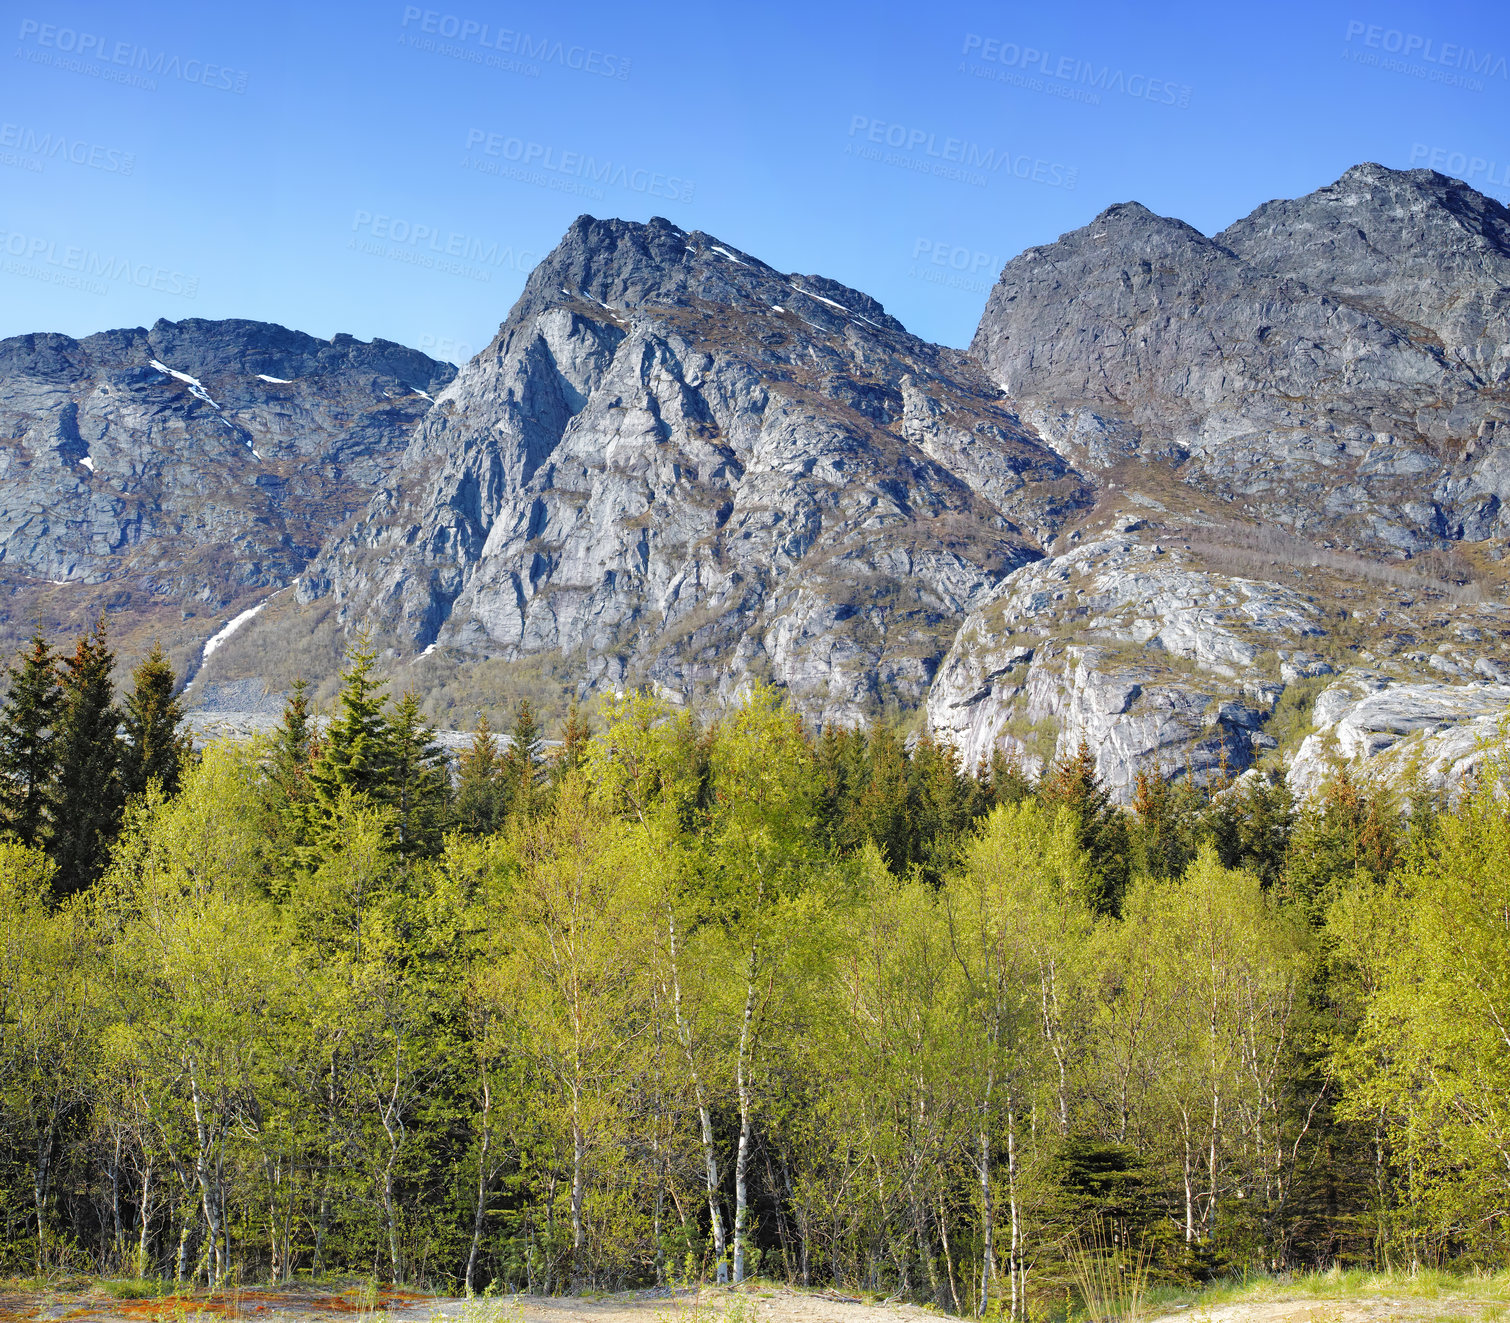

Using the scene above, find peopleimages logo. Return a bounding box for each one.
[960,34,1193,108]
[0,123,135,174]
[846,116,1077,190]
[464,130,695,202]
[1342,20,1507,86]
[349,211,539,282]
[399,8,630,79]
[0,229,198,297]
[1408,143,1510,195]
[16,19,249,92]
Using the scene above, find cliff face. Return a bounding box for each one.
[935,164,1510,796]
[0,318,453,670]
[5,167,1510,799]
[300,216,1087,725]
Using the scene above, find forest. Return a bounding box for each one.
[2,619,1509,1317]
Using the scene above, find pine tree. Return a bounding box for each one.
[0,632,62,847]
[1041,738,1130,915]
[455,713,505,836]
[308,640,392,806]
[120,643,191,800]
[49,615,123,896]
[502,698,545,820]
[552,700,591,785]
[387,691,451,860]
[265,677,314,806]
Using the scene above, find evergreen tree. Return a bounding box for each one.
[1226,768,1294,888]
[307,640,392,807]
[455,713,505,836]
[907,732,975,883]
[387,691,451,859]
[1041,739,1130,915]
[0,632,62,847]
[120,642,191,800]
[49,615,123,895]
[552,700,591,785]
[1130,768,1205,881]
[982,746,1035,809]
[1285,765,1396,923]
[502,698,545,820]
[850,726,914,873]
[264,677,314,806]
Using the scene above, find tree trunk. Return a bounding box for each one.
[1008,1111,1021,1320]
[978,1127,993,1317]
[135,1158,153,1278]
[732,954,759,1285]
[937,1194,962,1316]
[465,1074,493,1292]
[187,1067,225,1287]
[667,906,726,1283]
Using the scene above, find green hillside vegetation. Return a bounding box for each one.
[2,628,1510,1319]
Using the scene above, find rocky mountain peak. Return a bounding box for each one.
[1219,164,1510,383]
[498,214,909,351]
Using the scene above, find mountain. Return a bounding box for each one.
[935,164,1510,794]
[0,318,454,675]
[295,215,1087,726]
[3,165,1508,798]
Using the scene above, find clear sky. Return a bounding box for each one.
[3,0,1507,358]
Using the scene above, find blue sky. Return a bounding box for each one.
[3,0,1507,358]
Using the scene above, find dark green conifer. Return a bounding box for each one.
[455,712,505,836]
[49,615,123,896]
[120,642,191,800]
[0,632,62,847]
[387,691,451,859]
[502,698,545,820]
[1041,739,1130,916]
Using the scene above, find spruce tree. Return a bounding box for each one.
[502,698,545,820]
[50,615,123,896]
[387,691,451,860]
[1041,739,1130,915]
[552,700,592,785]
[307,640,392,806]
[265,677,314,806]
[0,632,62,847]
[455,712,505,836]
[121,642,191,800]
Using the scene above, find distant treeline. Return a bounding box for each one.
[1,633,1506,1315]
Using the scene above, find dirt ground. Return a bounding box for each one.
[1146,1299,1509,1323]
[0,1285,939,1323]
[2,1285,1503,1323]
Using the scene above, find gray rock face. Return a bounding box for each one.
[0,318,453,665]
[303,216,1088,724]
[1289,671,1510,799]
[2,165,1506,805]
[925,537,1321,798]
[1220,163,1510,386]
[971,165,1510,552]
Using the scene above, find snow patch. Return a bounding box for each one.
[711,245,748,266]
[257,373,293,384]
[79,456,95,472]
[150,358,220,409]
[199,586,290,666]
[793,287,848,312]
[771,305,785,313]
[408,384,434,402]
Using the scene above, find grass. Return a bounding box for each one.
[1142,1266,1510,1318]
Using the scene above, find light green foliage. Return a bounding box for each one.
[7,684,1510,1306]
[1333,775,1510,1254]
